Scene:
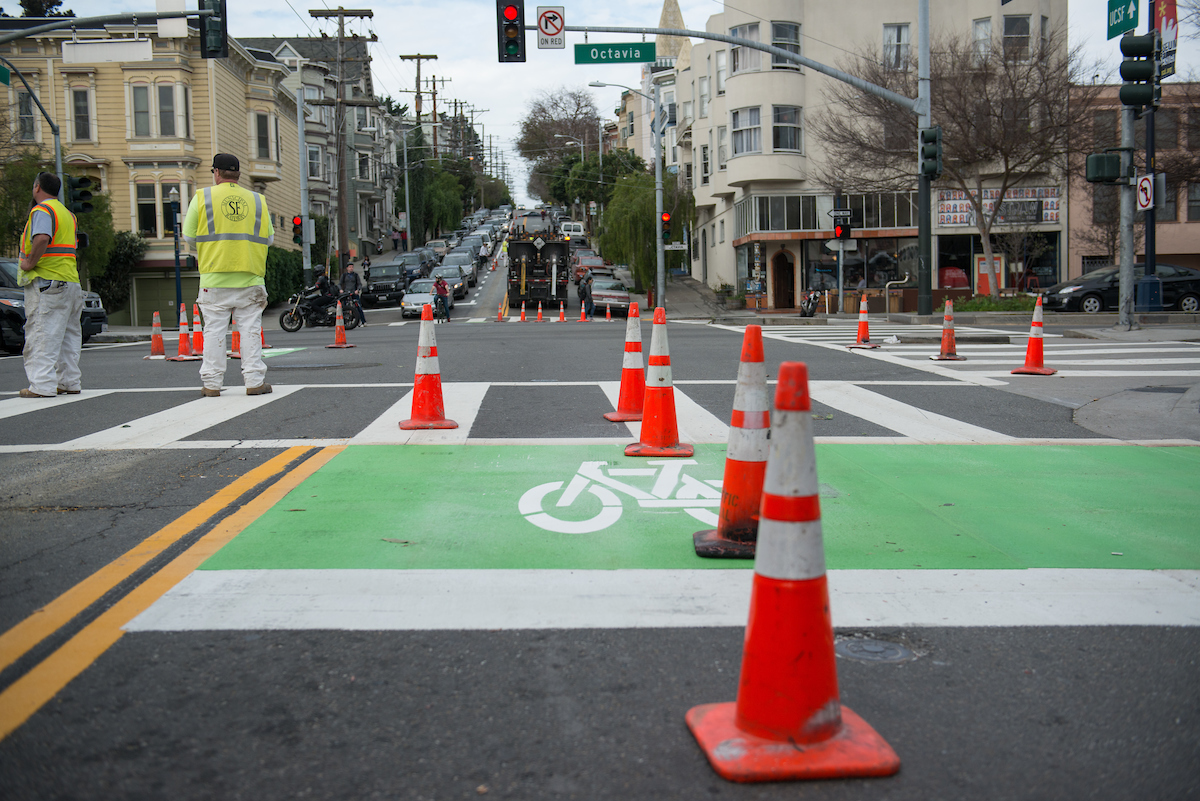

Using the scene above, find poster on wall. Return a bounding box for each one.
[937,187,1060,227]
[975,254,1005,295]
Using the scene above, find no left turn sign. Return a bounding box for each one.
[537,6,565,49]
[1136,174,1154,211]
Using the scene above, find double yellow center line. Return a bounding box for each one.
[0,445,343,741]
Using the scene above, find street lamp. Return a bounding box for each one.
[168,186,182,323]
[590,79,665,308]
[554,133,585,162]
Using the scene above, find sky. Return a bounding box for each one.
[66,0,1200,207]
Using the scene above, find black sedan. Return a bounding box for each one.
[0,258,107,353]
[1041,263,1200,313]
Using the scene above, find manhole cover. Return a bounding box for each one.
[1130,386,1187,394]
[835,638,915,664]
[268,362,382,371]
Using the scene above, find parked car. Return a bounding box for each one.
[441,250,478,287]
[0,258,107,352]
[430,265,469,299]
[400,278,453,318]
[361,259,407,306]
[1042,263,1200,313]
[590,279,631,316]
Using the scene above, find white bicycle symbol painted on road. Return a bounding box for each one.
[519,460,723,534]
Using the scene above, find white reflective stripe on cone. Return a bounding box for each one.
[415,356,441,375]
[647,364,672,386]
[762,410,818,493]
[754,518,826,581]
[727,426,769,462]
[622,351,644,370]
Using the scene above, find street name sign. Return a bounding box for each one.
[537,7,565,50]
[574,43,656,64]
[664,242,687,251]
[1108,0,1138,39]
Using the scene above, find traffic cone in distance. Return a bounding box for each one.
[399,304,458,430]
[326,300,356,348]
[167,302,201,361]
[1012,295,1056,376]
[606,303,612,322]
[144,311,166,359]
[192,304,204,354]
[931,299,966,361]
[694,325,769,559]
[559,301,565,322]
[686,362,901,782]
[579,304,587,322]
[229,318,242,360]
[537,302,544,322]
[625,307,693,457]
[846,296,880,349]
[604,302,644,422]
[520,301,527,322]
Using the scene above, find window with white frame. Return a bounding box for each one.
[358,152,371,180]
[1041,15,1049,52]
[700,144,710,185]
[136,184,157,237]
[308,145,322,179]
[717,125,728,169]
[772,22,800,70]
[973,18,991,61]
[772,106,802,152]
[730,24,760,73]
[731,107,761,155]
[719,220,724,242]
[161,182,181,234]
[183,86,192,138]
[256,113,270,159]
[158,85,175,137]
[356,106,368,130]
[883,24,910,70]
[132,85,151,137]
[698,75,710,117]
[304,85,320,118]
[1004,15,1030,60]
[274,117,282,163]
[72,88,90,141]
[715,51,727,94]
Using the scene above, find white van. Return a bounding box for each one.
[560,221,586,240]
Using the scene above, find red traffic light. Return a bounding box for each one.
[502,3,519,20]
[292,215,303,226]
[834,222,852,240]
[661,212,671,223]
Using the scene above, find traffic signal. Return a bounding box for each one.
[292,215,303,245]
[919,126,943,180]
[660,211,672,242]
[66,176,93,214]
[833,221,852,240]
[1119,31,1161,110]
[199,0,229,60]
[497,0,525,63]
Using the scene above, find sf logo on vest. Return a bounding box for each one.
[221,196,249,222]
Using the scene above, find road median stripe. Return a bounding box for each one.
[0,445,343,742]
[0,446,313,675]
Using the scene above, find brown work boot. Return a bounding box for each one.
[19,388,54,398]
[246,383,272,396]
[200,387,222,397]
[57,387,82,395]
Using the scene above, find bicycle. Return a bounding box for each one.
[434,296,450,324]
[518,459,722,534]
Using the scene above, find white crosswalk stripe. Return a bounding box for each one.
[750,321,1021,345]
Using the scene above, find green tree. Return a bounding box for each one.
[19,0,72,15]
[596,172,692,292]
[91,230,146,313]
[75,191,115,289]
[397,126,430,245]
[516,87,601,201]
[311,214,331,269]
[425,166,464,234]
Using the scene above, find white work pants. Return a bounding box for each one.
[197,285,269,391]
[23,281,83,395]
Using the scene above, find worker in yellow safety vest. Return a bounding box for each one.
[183,153,274,397]
[17,172,84,399]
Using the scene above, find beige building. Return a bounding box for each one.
[3,19,301,325]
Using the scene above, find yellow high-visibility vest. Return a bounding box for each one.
[193,183,270,276]
[19,198,78,285]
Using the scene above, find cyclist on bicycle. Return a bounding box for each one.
[433,275,451,323]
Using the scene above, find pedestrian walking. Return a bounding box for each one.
[391,228,400,251]
[16,172,84,398]
[183,153,274,397]
[581,276,595,321]
[400,229,408,252]
[342,261,367,327]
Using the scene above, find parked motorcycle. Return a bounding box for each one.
[279,289,362,332]
[799,290,822,318]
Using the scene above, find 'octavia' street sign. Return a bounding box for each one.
[574,43,656,64]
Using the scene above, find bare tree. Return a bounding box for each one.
[812,28,1102,298]
[516,87,601,201]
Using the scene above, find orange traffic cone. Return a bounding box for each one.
[399,304,458,430]
[625,307,692,457]
[536,302,544,322]
[520,301,527,322]
[167,303,201,361]
[686,362,901,782]
[579,303,587,322]
[144,311,166,360]
[1011,295,1056,376]
[558,301,565,322]
[229,318,242,360]
[191,304,204,354]
[931,299,966,361]
[326,301,356,349]
[606,303,612,322]
[604,302,644,422]
[261,328,273,349]
[694,325,769,558]
[847,297,879,349]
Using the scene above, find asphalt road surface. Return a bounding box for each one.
[1,309,1197,800]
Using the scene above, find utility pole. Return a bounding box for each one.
[311,7,375,276]
[399,53,437,131]
[424,75,450,157]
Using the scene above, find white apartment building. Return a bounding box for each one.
[626,0,1069,309]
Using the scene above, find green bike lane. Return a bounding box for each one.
[123,441,1200,632]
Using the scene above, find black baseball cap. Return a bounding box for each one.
[212,153,240,171]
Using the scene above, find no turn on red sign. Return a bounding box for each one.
[1137,174,1154,211]
[537,6,565,49]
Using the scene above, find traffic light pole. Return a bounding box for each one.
[916,0,932,316]
[296,86,311,278]
[1119,107,1135,328]
[653,82,665,309]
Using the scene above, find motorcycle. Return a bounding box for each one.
[799,290,822,318]
[279,288,362,332]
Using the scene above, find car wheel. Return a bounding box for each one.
[1080,294,1104,314]
[1177,293,1200,313]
